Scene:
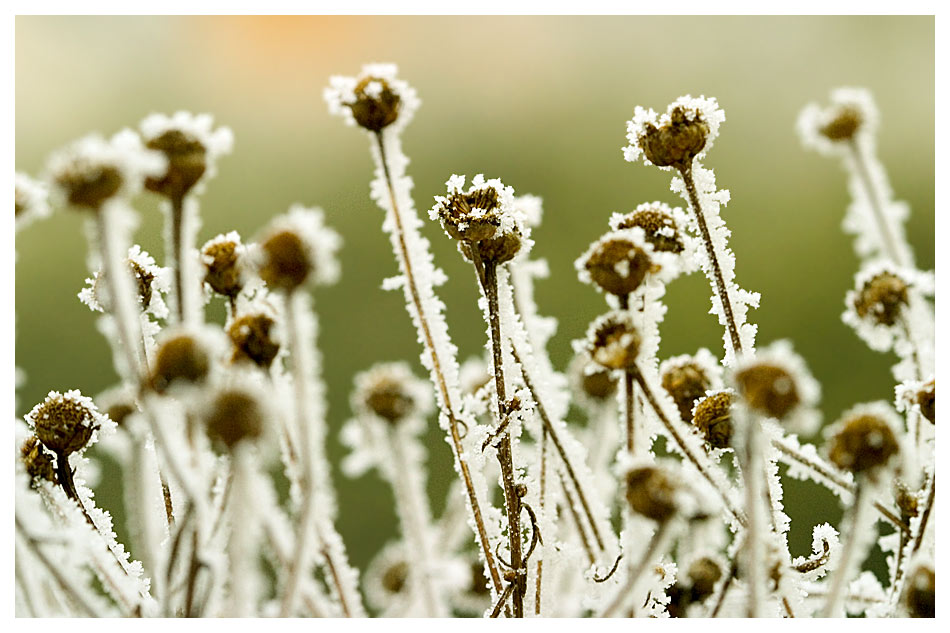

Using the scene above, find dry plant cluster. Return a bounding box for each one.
[14,64,935,618]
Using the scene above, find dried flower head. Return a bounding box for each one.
[203,388,265,450]
[364,541,414,612]
[353,362,432,425]
[576,229,654,297]
[625,464,680,522]
[584,311,641,371]
[45,130,166,210]
[797,88,877,156]
[79,245,168,316]
[256,205,342,291]
[15,172,51,231]
[228,312,280,369]
[903,564,935,618]
[826,402,901,475]
[624,96,725,170]
[326,63,420,133]
[568,352,619,407]
[139,111,233,199]
[692,390,734,449]
[610,202,685,254]
[842,261,931,353]
[20,435,58,485]
[687,556,723,600]
[430,174,531,264]
[25,389,110,456]
[150,333,211,393]
[852,271,909,327]
[661,357,715,423]
[202,231,245,299]
[896,377,935,426]
[732,340,820,434]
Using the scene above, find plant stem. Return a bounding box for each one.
[601,519,672,617]
[821,481,869,617]
[679,165,743,359]
[847,140,906,267]
[170,193,186,323]
[741,415,764,617]
[535,426,547,616]
[373,131,503,594]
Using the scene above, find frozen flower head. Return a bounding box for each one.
[202,231,246,300]
[576,228,656,298]
[584,311,641,371]
[45,130,166,211]
[624,462,682,523]
[902,563,935,618]
[79,245,169,317]
[256,205,342,292]
[731,340,821,435]
[15,172,51,231]
[623,96,724,171]
[842,261,930,352]
[660,349,722,423]
[202,385,266,452]
[568,351,619,407]
[228,311,281,369]
[364,541,411,612]
[352,362,432,426]
[430,174,531,265]
[149,331,213,393]
[610,202,685,255]
[139,111,233,199]
[896,377,935,426]
[20,435,58,486]
[95,386,138,430]
[826,402,901,477]
[25,389,111,456]
[325,63,420,133]
[691,389,734,450]
[666,555,724,617]
[797,88,877,155]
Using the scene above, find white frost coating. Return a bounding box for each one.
[25,389,115,451]
[623,95,725,167]
[325,63,421,133]
[731,339,822,436]
[15,171,51,232]
[139,111,234,195]
[225,446,264,617]
[78,245,170,321]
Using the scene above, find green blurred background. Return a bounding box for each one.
[16,16,933,576]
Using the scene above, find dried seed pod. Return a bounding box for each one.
[106,402,136,428]
[734,362,800,420]
[204,389,264,450]
[662,361,712,423]
[818,105,863,142]
[20,435,58,485]
[687,556,723,601]
[852,271,909,327]
[625,465,679,522]
[202,233,244,299]
[467,228,524,265]
[53,163,124,210]
[259,230,311,291]
[692,390,734,449]
[569,352,618,405]
[895,481,919,522]
[612,206,685,254]
[916,379,935,425]
[579,233,653,297]
[144,129,207,199]
[229,313,280,369]
[150,334,211,392]
[432,180,503,243]
[353,362,431,425]
[827,408,900,475]
[585,312,641,371]
[638,106,710,170]
[347,76,402,132]
[25,390,104,456]
[903,564,935,618]
[256,206,342,291]
[381,560,409,595]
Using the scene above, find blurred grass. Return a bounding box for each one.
[15,16,933,574]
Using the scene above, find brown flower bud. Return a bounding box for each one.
[828,413,899,474]
[625,465,679,522]
[819,106,863,142]
[587,314,641,371]
[381,560,409,594]
[638,106,709,170]
[228,313,280,369]
[466,229,524,265]
[662,361,711,423]
[687,557,723,601]
[106,401,136,428]
[28,393,100,455]
[853,272,909,327]
[348,76,402,132]
[434,185,502,243]
[150,335,210,393]
[144,129,207,199]
[734,363,800,420]
[54,163,123,210]
[613,208,684,254]
[916,379,935,425]
[581,236,653,297]
[903,565,935,618]
[204,390,264,450]
[362,374,416,425]
[895,481,919,522]
[692,391,734,449]
[259,230,312,291]
[21,436,58,485]
[203,239,243,299]
[573,357,618,404]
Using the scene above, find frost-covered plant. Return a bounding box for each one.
[14,69,933,619]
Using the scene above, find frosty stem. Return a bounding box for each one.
[846,140,905,267]
[679,165,743,359]
[740,415,764,617]
[821,481,869,617]
[373,131,503,594]
[601,519,672,617]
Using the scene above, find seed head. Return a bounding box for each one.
[25,390,104,455]
[259,231,311,291]
[797,88,878,155]
[662,361,712,423]
[204,389,264,450]
[819,105,863,142]
[827,410,900,475]
[894,481,919,522]
[150,334,211,392]
[578,232,654,297]
[692,390,734,449]
[734,362,800,420]
[625,464,679,522]
[326,64,419,132]
[228,313,280,369]
[381,560,409,594]
[853,271,909,327]
[585,312,641,371]
[256,206,342,290]
[638,106,709,170]
[353,362,430,425]
[569,353,618,405]
[139,111,233,199]
[611,206,684,254]
[347,76,401,132]
[433,179,503,243]
[82,249,161,314]
[916,379,935,425]
[903,564,935,618]
[202,233,244,299]
[687,557,723,601]
[20,435,58,485]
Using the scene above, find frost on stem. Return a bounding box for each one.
[15,171,51,232]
